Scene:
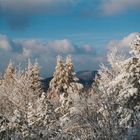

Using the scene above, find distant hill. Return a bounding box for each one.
[76,70,97,86]
[41,70,98,91]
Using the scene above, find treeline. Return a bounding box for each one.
[0,36,140,139]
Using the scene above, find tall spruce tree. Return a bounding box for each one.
[54,56,86,136]
[49,56,65,93]
[3,60,15,85]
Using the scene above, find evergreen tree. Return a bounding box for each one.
[115,35,140,127]
[48,56,65,106]
[25,59,42,93]
[54,56,87,137]
[108,47,126,75]
[3,60,15,85]
[95,46,125,93]
[49,56,65,92]
[94,35,140,138]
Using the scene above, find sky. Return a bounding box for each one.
[0,0,140,77]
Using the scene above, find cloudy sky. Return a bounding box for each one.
[0,0,140,77]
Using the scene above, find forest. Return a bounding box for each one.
[0,35,140,140]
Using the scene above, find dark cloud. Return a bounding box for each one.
[0,0,140,30]
[0,0,80,30]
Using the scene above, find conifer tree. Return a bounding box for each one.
[94,35,140,138]
[25,59,42,93]
[3,60,15,85]
[49,56,65,92]
[95,46,125,93]
[0,61,16,117]
[54,56,85,136]
[115,35,140,127]
[58,55,83,112]
[48,56,65,106]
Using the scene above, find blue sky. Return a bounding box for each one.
[0,0,140,76]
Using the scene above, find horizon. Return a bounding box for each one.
[0,0,140,77]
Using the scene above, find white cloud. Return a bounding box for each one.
[20,39,76,58]
[101,0,140,15]
[47,39,75,54]
[0,35,12,51]
[0,34,101,77]
[108,32,139,55]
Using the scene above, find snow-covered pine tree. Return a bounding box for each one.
[48,56,65,106]
[64,55,79,84]
[0,59,43,118]
[0,59,60,139]
[131,35,140,58]
[108,47,126,75]
[0,73,3,85]
[91,46,126,120]
[3,60,15,85]
[49,56,65,91]
[58,55,83,115]
[25,59,42,93]
[48,56,82,104]
[53,56,93,139]
[89,41,134,139]
[95,46,125,94]
[115,35,140,128]
[26,92,60,139]
[0,61,17,117]
[93,35,140,139]
[95,64,113,92]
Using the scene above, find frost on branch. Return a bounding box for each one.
[115,35,140,128]
[93,35,140,139]
[131,35,140,58]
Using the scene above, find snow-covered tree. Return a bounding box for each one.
[115,35,140,128]
[48,56,65,105]
[49,55,83,109]
[3,60,15,85]
[0,61,17,117]
[56,56,82,112]
[25,59,42,93]
[130,35,140,58]
[108,47,126,75]
[95,64,113,92]
[64,55,79,84]
[92,35,140,139]
[0,59,43,118]
[0,73,3,85]
[0,59,61,139]
[95,46,125,93]
[51,56,96,139]
[49,56,65,91]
